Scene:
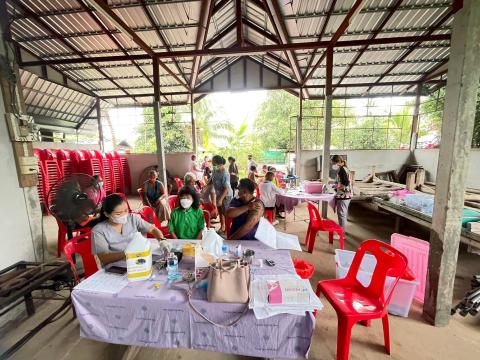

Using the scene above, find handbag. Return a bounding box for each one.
[187,259,250,328]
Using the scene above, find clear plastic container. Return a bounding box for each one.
[167,252,178,281]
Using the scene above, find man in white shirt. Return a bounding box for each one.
[258,171,283,225]
[247,154,257,176]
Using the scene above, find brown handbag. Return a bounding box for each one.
[187,259,251,328]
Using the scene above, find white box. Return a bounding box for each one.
[334,249,418,317]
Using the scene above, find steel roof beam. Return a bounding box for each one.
[19,34,451,66]
[9,0,138,103]
[367,6,457,91]
[83,0,189,91]
[213,0,230,15]
[263,0,305,97]
[236,0,244,46]
[190,0,215,89]
[282,1,452,20]
[304,0,337,79]
[304,0,367,85]
[334,0,404,91]
[404,58,449,92]
[76,101,98,130]
[140,0,189,85]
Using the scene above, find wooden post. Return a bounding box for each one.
[190,93,197,154]
[322,46,333,218]
[423,0,480,327]
[405,172,416,191]
[152,58,168,190]
[410,85,422,151]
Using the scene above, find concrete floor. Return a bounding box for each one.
[1,198,479,360]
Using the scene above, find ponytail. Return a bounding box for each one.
[331,155,347,168]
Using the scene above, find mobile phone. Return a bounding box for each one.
[105,265,127,275]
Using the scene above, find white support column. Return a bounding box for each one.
[296,91,303,178]
[152,59,168,190]
[409,85,422,151]
[322,46,333,218]
[190,93,197,154]
[423,0,480,327]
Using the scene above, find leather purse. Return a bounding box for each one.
[207,259,250,303]
[187,259,250,328]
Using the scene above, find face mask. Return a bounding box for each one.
[110,214,128,225]
[332,164,340,171]
[180,199,193,209]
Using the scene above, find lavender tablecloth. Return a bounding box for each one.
[72,241,315,359]
[276,192,335,214]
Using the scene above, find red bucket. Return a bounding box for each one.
[293,259,315,279]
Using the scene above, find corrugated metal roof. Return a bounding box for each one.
[7,0,454,111]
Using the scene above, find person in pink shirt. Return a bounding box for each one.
[85,175,106,211]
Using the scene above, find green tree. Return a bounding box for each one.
[134,107,191,153]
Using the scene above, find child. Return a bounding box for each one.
[169,186,205,239]
[258,172,283,225]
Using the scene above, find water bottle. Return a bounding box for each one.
[167,252,178,281]
[221,244,229,255]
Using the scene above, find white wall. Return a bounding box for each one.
[414,149,480,190]
[0,97,37,269]
[300,150,413,180]
[125,152,193,191]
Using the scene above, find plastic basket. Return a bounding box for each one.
[293,259,315,279]
[335,249,419,317]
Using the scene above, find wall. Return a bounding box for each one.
[300,150,413,180]
[33,142,100,151]
[0,97,38,270]
[414,149,480,190]
[125,152,193,191]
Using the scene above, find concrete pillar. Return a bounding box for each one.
[296,91,303,178]
[96,98,104,152]
[409,85,422,151]
[190,93,197,154]
[322,46,334,218]
[152,59,168,190]
[423,0,480,326]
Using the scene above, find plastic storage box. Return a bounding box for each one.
[334,249,419,317]
[304,181,324,194]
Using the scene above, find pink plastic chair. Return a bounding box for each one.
[317,240,408,360]
[391,233,429,303]
[306,201,344,253]
[63,230,98,283]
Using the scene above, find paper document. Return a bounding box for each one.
[74,269,129,294]
[255,218,301,251]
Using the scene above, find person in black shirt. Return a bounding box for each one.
[331,155,352,230]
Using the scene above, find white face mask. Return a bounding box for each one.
[180,199,193,209]
[97,181,104,188]
[332,164,340,171]
[110,214,128,225]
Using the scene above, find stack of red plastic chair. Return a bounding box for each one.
[40,149,61,205]
[33,149,48,213]
[117,152,132,194]
[316,240,408,360]
[107,152,124,193]
[94,151,114,194]
[77,150,103,178]
[55,149,75,180]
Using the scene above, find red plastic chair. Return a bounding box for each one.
[168,195,178,210]
[137,206,172,239]
[306,201,344,253]
[55,217,90,257]
[225,217,232,237]
[203,210,211,228]
[63,230,98,283]
[316,240,408,360]
[264,209,274,223]
[174,177,184,191]
[200,202,218,220]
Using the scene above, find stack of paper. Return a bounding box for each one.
[255,218,302,251]
[249,274,323,319]
[74,269,129,294]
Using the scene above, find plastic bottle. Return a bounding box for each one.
[167,252,178,281]
[222,244,229,255]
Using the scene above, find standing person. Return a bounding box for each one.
[201,155,209,171]
[200,178,218,220]
[247,155,257,176]
[211,155,233,235]
[248,165,257,183]
[190,154,202,180]
[331,155,352,230]
[259,172,283,225]
[228,156,239,191]
[143,169,171,221]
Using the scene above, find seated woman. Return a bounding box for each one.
[143,169,171,221]
[184,171,201,190]
[226,178,264,240]
[169,186,205,239]
[259,171,283,225]
[92,194,166,266]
